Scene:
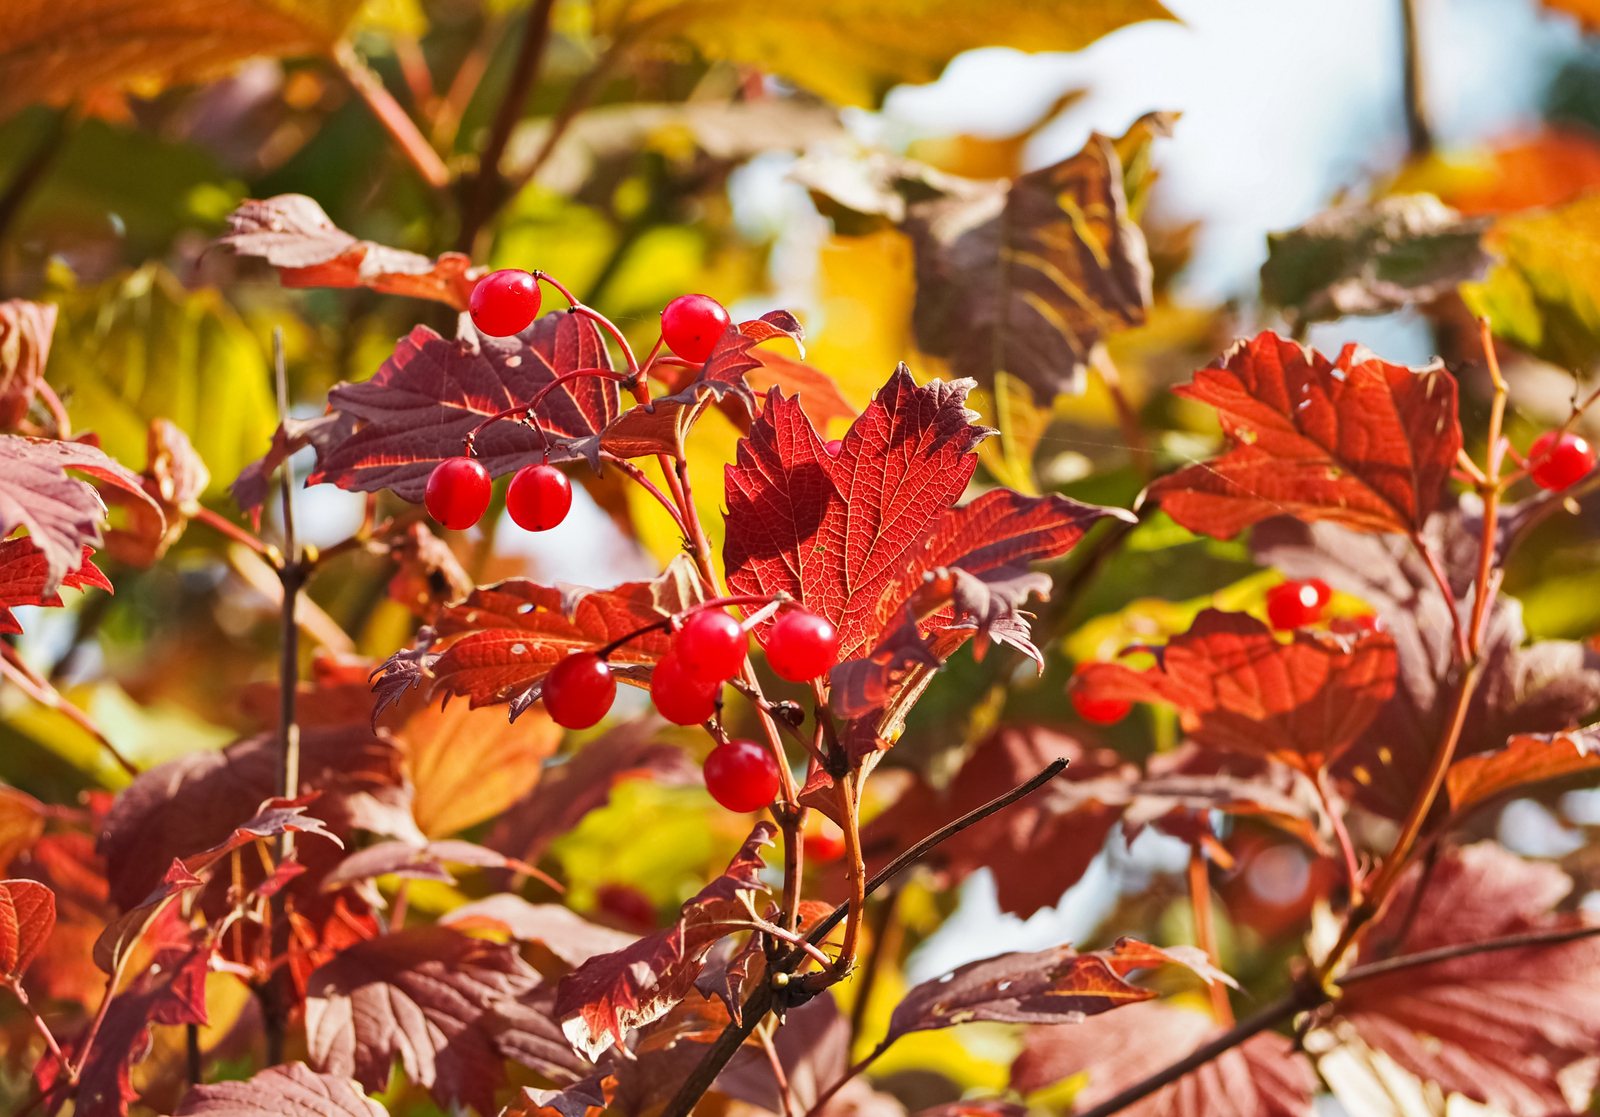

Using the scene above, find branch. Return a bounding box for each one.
[457,0,557,251]
[1400,0,1432,156]
[0,642,138,777]
[656,757,1071,1117]
[332,41,449,189]
[1340,922,1600,984]
[272,329,302,860]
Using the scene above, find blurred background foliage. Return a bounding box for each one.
[5,0,1600,1111]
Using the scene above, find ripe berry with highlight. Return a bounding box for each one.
[807,817,847,863]
[763,609,839,682]
[674,609,747,686]
[1071,689,1132,726]
[469,269,541,337]
[542,652,616,729]
[660,294,731,364]
[651,654,720,726]
[1528,430,1596,492]
[506,463,572,531]
[703,739,781,813]
[424,456,492,530]
[1265,579,1332,630]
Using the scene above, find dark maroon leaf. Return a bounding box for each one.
[485,983,595,1085]
[1329,841,1600,1115]
[174,1063,387,1117]
[0,538,111,635]
[0,878,54,981]
[304,312,621,503]
[502,1074,609,1117]
[320,838,529,890]
[304,924,541,1115]
[1011,998,1316,1117]
[555,822,775,1059]
[0,434,160,594]
[441,895,638,969]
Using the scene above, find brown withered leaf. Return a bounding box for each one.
[1328,841,1600,1116]
[0,300,57,430]
[1012,998,1315,1117]
[887,938,1230,1043]
[223,195,481,309]
[555,822,775,1060]
[1147,332,1462,539]
[305,925,542,1115]
[1073,609,1398,773]
[174,1063,387,1117]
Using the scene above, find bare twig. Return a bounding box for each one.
[1400,0,1432,156]
[0,643,138,777]
[1188,847,1233,1024]
[272,329,302,860]
[1468,317,1508,654]
[833,770,866,976]
[332,41,450,189]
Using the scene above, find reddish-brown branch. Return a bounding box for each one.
[0,643,138,777]
[191,506,270,555]
[1188,848,1233,1024]
[332,41,449,189]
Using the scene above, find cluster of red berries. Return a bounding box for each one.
[1527,430,1595,492]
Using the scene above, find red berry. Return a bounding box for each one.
[1265,579,1332,630]
[469,269,541,337]
[703,739,781,813]
[1071,689,1132,726]
[763,609,839,682]
[660,294,731,364]
[651,653,721,726]
[1528,430,1595,492]
[506,463,572,531]
[674,609,748,685]
[424,456,492,530]
[807,817,846,863]
[595,883,656,932]
[543,652,616,728]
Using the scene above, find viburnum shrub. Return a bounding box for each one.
[3,39,1600,1117]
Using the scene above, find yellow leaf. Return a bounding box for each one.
[597,0,1174,109]
[0,0,367,115]
[398,699,563,838]
[1466,194,1600,368]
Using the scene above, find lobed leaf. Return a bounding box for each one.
[0,538,111,635]
[1147,332,1462,538]
[174,1063,386,1117]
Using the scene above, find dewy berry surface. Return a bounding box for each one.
[763,609,840,682]
[703,739,781,813]
[469,269,541,337]
[1265,578,1332,630]
[1528,430,1596,492]
[424,456,492,530]
[506,463,573,531]
[673,609,747,685]
[660,293,731,364]
[542,652,616,728]
[650,653,720,726]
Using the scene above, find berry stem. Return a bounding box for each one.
[1186,847,1233,1025]
[462,366,635,454]
[600,452,689,538]
[1467,317,1508,656]
[832,769,866,978]
[528,272,642,374]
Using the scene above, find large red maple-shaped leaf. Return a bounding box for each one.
[555,822,775,1059]
[1147,332,1461,537]
[222,195,482,309]
[724,366,1126,666]
[301,310,621,503]
[1073,609,1397,772]
[305,925,541,1115]
[1012,998,1316,1117]
[375,553,703,720]
[1,435,159,594]
[1328,842,1600,1115]
[0,539,111,634]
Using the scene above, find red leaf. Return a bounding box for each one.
[1011,999,1316,1117]
[0,878,54,981]
[304,924,541,1115]
[887,938,1230,1042]
[725,366,1125,669]
[1074,609,1398,772]
[1446,724,1600,812]
[1147,332,1462,537]
[556,822,775,1059]
[857,725,1136,918]
[442,895,638,970]
[0,538,111,634]
[391,553,705,718]
[0,434,160,594]
[1331,842,1600,1115]
[304,312,621,503]
[174,1063,387,1117]
[0,299,57,430]
[746,349,858,430]
[222,195,482,309]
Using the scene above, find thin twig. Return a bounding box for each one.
[457,0,557,252]
[1341,922,1600,983]
[273,329,303,860]
[1400,0,1432,156]
[502,40,628,199]
[1411,532,1469,665]
[191,507,270,555]
[1188,847,1233,1024]
[833,771,866,976]
[332,41,450,189]
[1468,317,1507,654]
[35,383,71,439]
[805,1043,890,1117]
[0,643,138,777]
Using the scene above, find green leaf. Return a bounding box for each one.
[44,264,278,498]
